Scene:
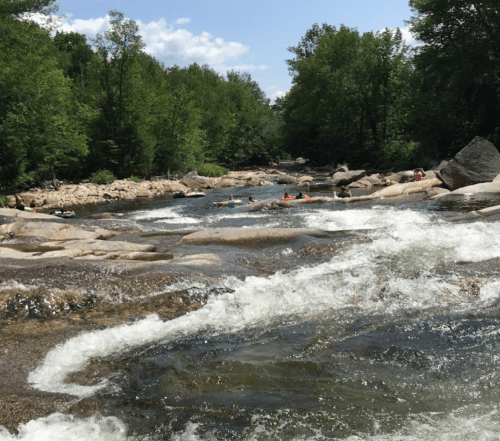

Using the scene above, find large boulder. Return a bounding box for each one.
[277,175,298,184]
[180,171,215,189]
[440,137,500,190]
[215,178,237,188]
[330,170,366,186]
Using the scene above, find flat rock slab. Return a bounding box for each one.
[431,182,500,199]
[181,228,327,246]
[369,178,442,198]
[0,222,116,241]
[0,208,55,220]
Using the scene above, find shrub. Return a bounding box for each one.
[91,170,116,184]
[195,163,228,177]
[0,194,9,205]
[130,176,142,183]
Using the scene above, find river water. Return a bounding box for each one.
[3,184,500,440]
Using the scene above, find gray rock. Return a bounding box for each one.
[330,170,366,186]
[180,171,215,189]
[277,175,298,184]
[440,136,500,190]
[181,227,326,246]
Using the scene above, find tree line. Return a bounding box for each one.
[1,0,499,190]
[0,1,283,189]
[279,0,500,170]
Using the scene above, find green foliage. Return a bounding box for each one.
[0,194,9,204]
[408,0,500,156]
[281,25,415,167]
[0,8,284,187]
[91,169,116,184]
[195,163,228,177]
[129,175,142,183]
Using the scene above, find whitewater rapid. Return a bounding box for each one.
[5,205,500,440]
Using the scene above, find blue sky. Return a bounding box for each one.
[52,0,416,102]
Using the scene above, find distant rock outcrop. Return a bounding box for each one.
[439,137,500,190]
[329,170,366,186]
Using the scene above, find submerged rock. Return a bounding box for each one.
[181,227,327,246]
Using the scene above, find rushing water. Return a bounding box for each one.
[4,185,500,440]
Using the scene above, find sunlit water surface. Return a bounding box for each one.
[4,185,500,440]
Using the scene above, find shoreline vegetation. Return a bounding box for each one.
[2,2,500,195]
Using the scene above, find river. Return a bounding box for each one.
[3,183,500,440]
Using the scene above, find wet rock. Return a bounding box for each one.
[258,180,274,186]
[245,199,293,211]
[440,136,500,190]
[181,227,327,246]
[425,187,450,198]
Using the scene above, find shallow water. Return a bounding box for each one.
[4,185,500,440]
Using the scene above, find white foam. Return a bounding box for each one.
[344,406,500,441]
[130,205,200,224]
[29,210,500,398]
[0,413,131,441]
[302,206,434,231]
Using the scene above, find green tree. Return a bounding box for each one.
[89,10,147,176]
[153,84,206,176]
[409,0,500,156]
[281,25,414,167]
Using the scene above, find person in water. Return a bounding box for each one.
[284,192,291,199]
[338,186,351,198]
[248,196,256,203]
[296,191,304,200]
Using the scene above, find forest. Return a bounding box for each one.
[1,0,499,190]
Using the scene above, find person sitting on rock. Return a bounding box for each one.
[15,194,25,211]
[338,187,351,198]
[414,169,423,181]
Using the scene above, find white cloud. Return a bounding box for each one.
[50,13,110,37]
[400,25,419,47]
[54,14,267,74]
[266,85,288,102]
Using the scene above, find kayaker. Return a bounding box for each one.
[296,191,304,199]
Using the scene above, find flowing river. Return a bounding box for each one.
[3,184,500,440]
